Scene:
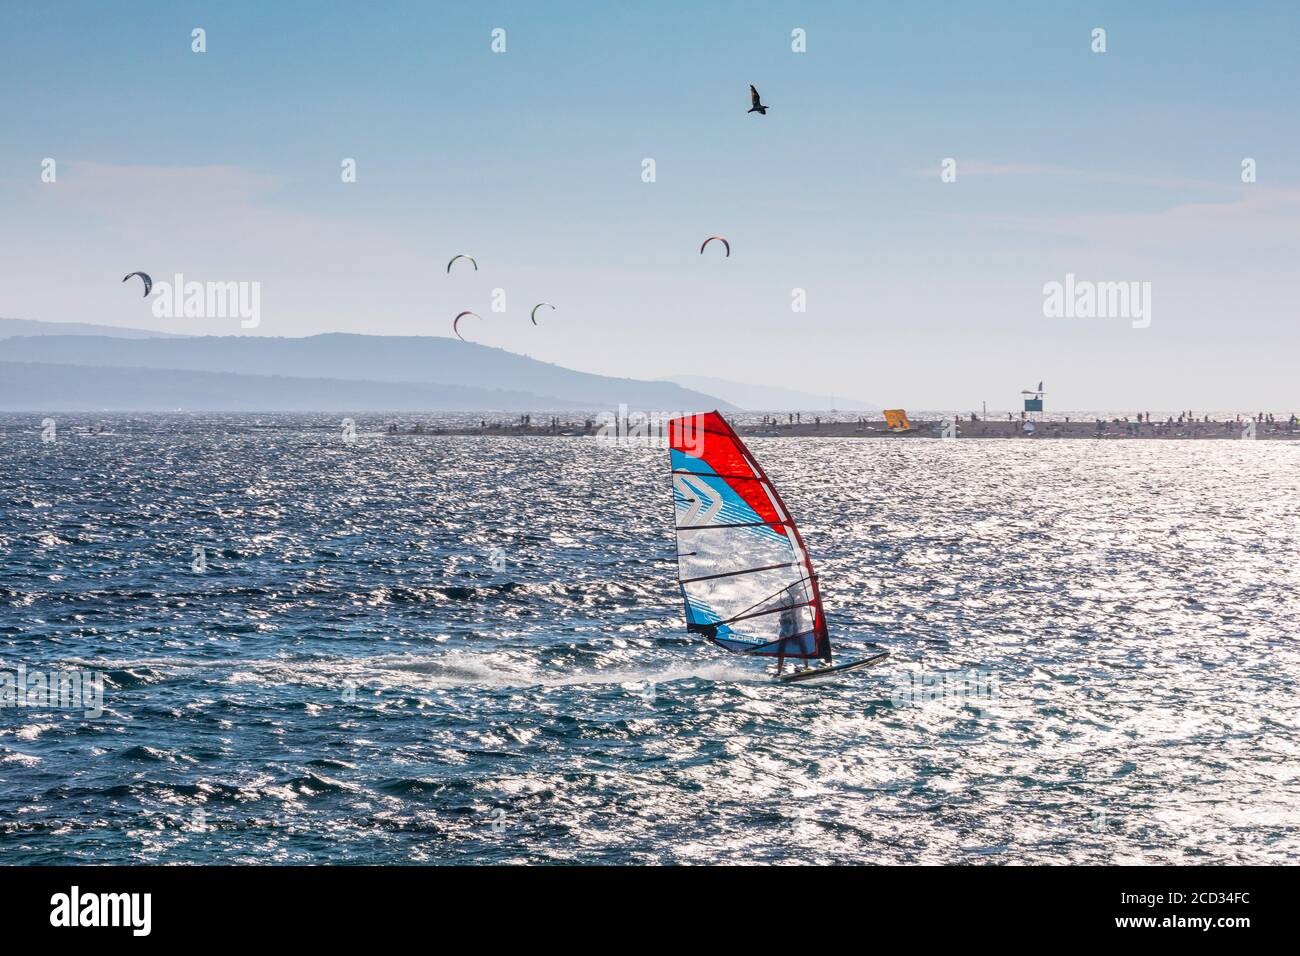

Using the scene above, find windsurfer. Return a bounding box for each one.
[775,584,803,677]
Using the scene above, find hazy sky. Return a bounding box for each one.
[2,1,1298,410]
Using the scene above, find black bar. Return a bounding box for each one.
[0,865,1277,942]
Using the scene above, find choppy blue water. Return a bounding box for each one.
[2,414,1298,864]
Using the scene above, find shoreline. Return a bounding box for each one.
[386,418,1300,440]
[5,413,1297,441]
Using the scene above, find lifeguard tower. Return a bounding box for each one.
[1021,382,1045,422]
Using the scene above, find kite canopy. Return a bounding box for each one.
[668,411,831,661]
[446,254,478,274]
[699,236,730,257]
[122,271,152,296]
[452,310,481,341]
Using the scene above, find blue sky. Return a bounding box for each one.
[2,1,1298,409]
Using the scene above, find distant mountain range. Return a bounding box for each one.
[0,317,188,339]
[664,374,880,412]
[0,361,595,412]
[0,319,732,413]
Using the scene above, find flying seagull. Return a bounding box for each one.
[748,85,768,115]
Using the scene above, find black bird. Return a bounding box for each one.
[748,85,768,115]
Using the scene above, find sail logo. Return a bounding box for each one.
[49,886,151,936]
[1042,273,1151,329]
[675,473,722,526]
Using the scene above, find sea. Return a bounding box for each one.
[2,414,1298,864]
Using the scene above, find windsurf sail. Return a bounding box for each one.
[667,411,831,662]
